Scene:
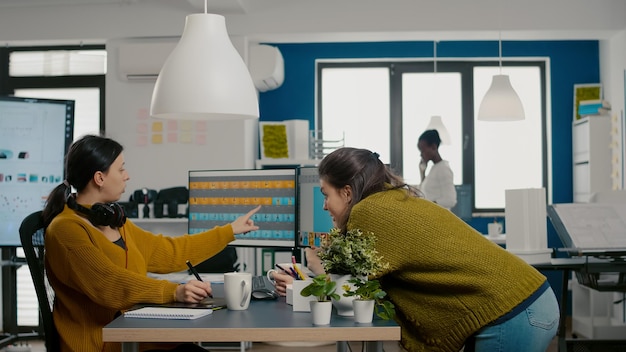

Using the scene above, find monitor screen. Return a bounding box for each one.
[296,166,334,247]
[188,168,297,248]
[0,96,74,246]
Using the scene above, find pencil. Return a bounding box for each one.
[291,255,308,280]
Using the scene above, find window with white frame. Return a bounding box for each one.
[318,60,547,213]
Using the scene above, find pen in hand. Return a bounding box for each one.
[186,260,213,298]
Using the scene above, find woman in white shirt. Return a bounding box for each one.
[418,129,457,209]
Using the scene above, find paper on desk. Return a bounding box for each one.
[124,307,212,320]
[148,271,224,283]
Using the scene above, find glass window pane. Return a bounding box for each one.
[321,67,390,163]
[401,72,463,186]
[473,66,543,209]
[15,88,101,140]
[9,50,107,76]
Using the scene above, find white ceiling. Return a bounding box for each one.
[0,0,625,44]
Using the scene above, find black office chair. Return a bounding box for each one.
[19,211,59,352]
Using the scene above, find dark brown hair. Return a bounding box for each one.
[43,135,124,227]
[317,147,420,231]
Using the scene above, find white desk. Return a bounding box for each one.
[103,285,400,352]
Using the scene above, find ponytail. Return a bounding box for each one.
[43,182,71,228]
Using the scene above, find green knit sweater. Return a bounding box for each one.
[45,205,235,352]
[347,189,546,352]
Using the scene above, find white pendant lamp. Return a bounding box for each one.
[477,34,525,121]
[150,1,259,120]
[426,115,451,145]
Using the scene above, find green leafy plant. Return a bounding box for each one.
[300,274,340,302]
[342,277,395,320]
[317,228,395,319]
[318,228,389,277]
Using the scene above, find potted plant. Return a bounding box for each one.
[300,274,340,325]
[342,277,395,323]
[317,228,393,317]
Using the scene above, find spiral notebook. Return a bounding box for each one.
[124,307,213,320]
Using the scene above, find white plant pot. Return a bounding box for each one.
[353,299,375,323]
[330,274,356,316]
[310,301,333,325]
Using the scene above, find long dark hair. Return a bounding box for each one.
[318,147,420,231]
[42,135,124,227]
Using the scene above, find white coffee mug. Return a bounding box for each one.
[223,272,252,310]
[488,222,503,236]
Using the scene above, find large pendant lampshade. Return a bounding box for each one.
[150,12,259,120]
[477,35,525,121]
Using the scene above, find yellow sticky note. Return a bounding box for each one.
[152,121,163,132]
[151,134,163,144]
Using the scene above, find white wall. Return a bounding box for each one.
[106,37,259,198]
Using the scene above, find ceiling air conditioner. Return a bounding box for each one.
[117,42,176,81]
[249,44,284,92]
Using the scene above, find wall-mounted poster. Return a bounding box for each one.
[573,83,602,121]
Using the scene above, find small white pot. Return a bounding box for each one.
[353,299,375,323]
[310,301,333,325]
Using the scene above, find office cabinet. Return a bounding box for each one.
[572,116,611,203]
[571,282,626,339]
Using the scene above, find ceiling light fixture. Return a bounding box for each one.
[477,32,525,121]
[150,0,259,120]
[427,41,451,145]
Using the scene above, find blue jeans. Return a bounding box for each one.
[465,287,560,352]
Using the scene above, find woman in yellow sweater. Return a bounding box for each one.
[285,147,559,352]
[42,135,260,352]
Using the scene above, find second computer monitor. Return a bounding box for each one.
[188,168,297,248]
[297,166,334,247]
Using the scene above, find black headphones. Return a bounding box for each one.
[66,194,127,228]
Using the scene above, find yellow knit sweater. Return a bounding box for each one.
[347,189,547,352]
[45,205,235,352]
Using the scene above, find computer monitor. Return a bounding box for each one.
[188,168,297,248]
[296,166,334,247]
[0,96,74,246]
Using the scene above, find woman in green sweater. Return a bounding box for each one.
[43,135,260,352]
[315,147,559,352]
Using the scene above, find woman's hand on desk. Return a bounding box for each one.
[271,247,327,296]
[175,280,212,303]
[272,272,293,296]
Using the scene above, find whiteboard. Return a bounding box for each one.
[548,203,626,251]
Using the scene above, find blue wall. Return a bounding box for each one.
[257,40,601,311]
